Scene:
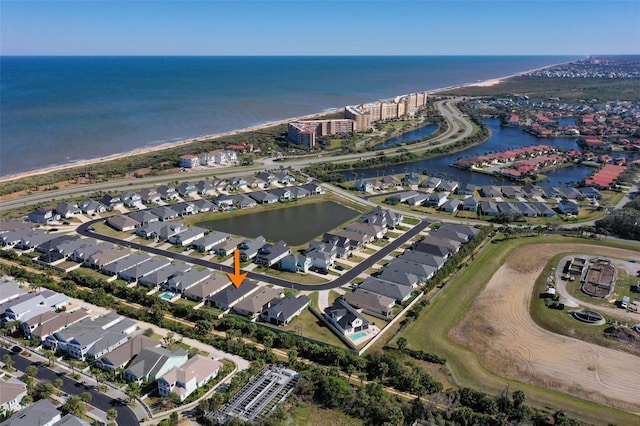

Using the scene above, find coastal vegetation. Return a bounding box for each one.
[440,76,640,103]
[595,192,640,240]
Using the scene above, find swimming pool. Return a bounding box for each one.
[350,331,368,341]
[160,292,174,301]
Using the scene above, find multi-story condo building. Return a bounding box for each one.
[286,123,316,149]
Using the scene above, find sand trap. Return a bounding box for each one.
[449,243,640,413]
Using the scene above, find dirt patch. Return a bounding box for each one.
[604,326,640,349]
[449,243,640,413]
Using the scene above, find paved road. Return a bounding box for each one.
[77,216,430,291]
[0,347,138,426]
[0,98,472,212]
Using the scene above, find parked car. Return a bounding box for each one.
[335,265,345,271]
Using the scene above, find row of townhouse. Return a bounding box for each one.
[326,224,480,336]
[24,173,312,224]
[0,281,69,326]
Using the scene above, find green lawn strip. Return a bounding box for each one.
[328,290,342,305]
[91,222,132,239]
[280,309,345,347]
[401,235,640,425]
[253,266,329,284]
[308,292,319,309]
[334,261,352,270]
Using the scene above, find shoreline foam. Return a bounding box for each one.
[0,61,571,184]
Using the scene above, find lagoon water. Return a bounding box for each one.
[1,55,581,176]
[343,118,594,187]
[197,201,359,246]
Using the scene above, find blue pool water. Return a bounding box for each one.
[160,292,174,300]
[350,331,368,340]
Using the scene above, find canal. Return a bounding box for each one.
[197,201,360,246]
[376,123,439,148]
[342,118,595,187]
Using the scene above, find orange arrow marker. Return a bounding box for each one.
[226,249,247,288]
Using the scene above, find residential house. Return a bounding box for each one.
[177,182,197,198]
[120,191,142,208]
[140,188,161,204]
[436,180,459,193]
[424,193,447,208]
[85,248,129,269]
[381,175,402,188]
[522,183,544,198]
[168,226,207,246]
[149,206,180,221]
[558,198,579,215]
[462,196,479,212]
[128,210,159,226]
[157,185,179,201]
[102,254,150,277]
[169,202,197,217]
[498,202,522,217]
[385,191,419,205]
[138,263,191,289]
[500,186,524,199]
[531,202,557,217]
[402,173,421,186]
[106,215,140,232]
[212,237,245,257]
[397,250,447,270]
[0,377,27,414]
[359,277,413,303]
[125,347,188,384]
[157,355,221,402]
[3,291,68,323]
[245,176,266,189]
[208,281,258,310]
[55,202,82,219]
[0,281,26,305]
[260,295,311,326]
[345,222,385,239]
[413,236,460,258]
[256,172,278,186]
[227,176,247,190]
[383,258,436,284]
[479,200,499,216]
[255,241,290,267]
[182,275,230,302]
[249,191,278,204]
[233,287,283,317]
[361,206,402,229]
[324,299,369,336]
[238,236,267,261]
[100,194,123,211]
[28,208,58,224]
[193,231,229,252]
[289,186,310,199]
[193,199,215,213]
[231,193,257,209]
[420,176,442,189]
[343,289,395,317]
[24,310,90,342]
[578,186,603,200]
[325,230,370,249]
[354,179,376,192]
[273,172,296,184]
[431,223,480,243]
[212,194,236,211]
[440,198,462,213]
[268,188,293,202]
[167,269,211,293]
[195,180,217,196]
[479,185,502,198]
[1,399,61,426]
[280,254,312,273]
[179,155,200,169]
[456,183,476,196]
[95,335,159,371]
[80,198,107,216]
[300,182,324,195]
[514,202,539,217]
[118,257,172,283]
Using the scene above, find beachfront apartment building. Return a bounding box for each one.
[287,123,316,149]
[344,91,428,131]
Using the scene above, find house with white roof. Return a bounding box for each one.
[158,355,221,401]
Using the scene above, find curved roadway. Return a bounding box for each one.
[77,218,430,291]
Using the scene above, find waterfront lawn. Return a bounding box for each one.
[252,266,330,284]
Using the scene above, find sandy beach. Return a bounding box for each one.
[0,61,571,185]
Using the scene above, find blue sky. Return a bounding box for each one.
[1,1,638,55]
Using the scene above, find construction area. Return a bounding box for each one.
[206,365,299,424]
[581,258,617,298]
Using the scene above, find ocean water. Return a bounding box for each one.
[0,55,580,176]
